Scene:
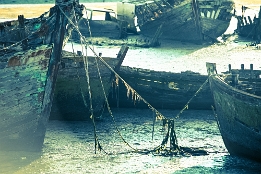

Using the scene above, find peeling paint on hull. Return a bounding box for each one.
[0,0,84,151]
[0,46,53,151]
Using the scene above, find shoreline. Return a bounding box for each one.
[0,2,117,19]
[0,0,119,4]
[0,1,260,19]
[1,1,260,75]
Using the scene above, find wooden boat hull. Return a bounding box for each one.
[0,0,84,151]
[109,66,213,110]
[0,46,53,151]
[236,6,261,40]
[118,0,234,43]
[50,47,128,121]
[0,14,48,45]
[72,19,123,39]
[208,66,261,162]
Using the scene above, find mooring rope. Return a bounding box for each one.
[59,4,166,119]
[174,78,209,119]
[69,7,90,110]
[69,5,129,154]
[83,6,94,51]
[59,6,170,152]
[67,6,135,153]
[82,42,100,154]
[66,5,107,154]
[59,5,209,156]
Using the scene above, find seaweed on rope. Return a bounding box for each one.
[60,4,209,157]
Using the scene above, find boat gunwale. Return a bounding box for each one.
[210,74,261,101]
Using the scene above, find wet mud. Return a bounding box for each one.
[1,109,261,174]
[0,1,261,173]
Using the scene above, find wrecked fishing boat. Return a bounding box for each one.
[236,5,261,41]
[71,7,127,40]
[117,0,235,43]
[71,7,158,47]
[206,63,261,162]
[50,45,128,121]
[0,11,49,46]
[109,66,213,110]
[0,0,83,151]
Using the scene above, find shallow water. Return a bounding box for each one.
[1,109,261,174]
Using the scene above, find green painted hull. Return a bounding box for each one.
[0,46,52,151]
[0,0,83,151]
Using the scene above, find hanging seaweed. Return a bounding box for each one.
[124,81,132,99]
[149,118,208,157]
[153,119,180,155]
[62,7,209,157]
[122,80,142,105]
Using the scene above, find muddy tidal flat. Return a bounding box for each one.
[1,1,261,173]
[1,109,261,174]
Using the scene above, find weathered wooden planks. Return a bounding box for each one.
[0,0,84,151]
[108,66,213,110]
[50,46,128,120]
[117,0,234,42]
[207,62,261,162]
[236,6,261,40]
